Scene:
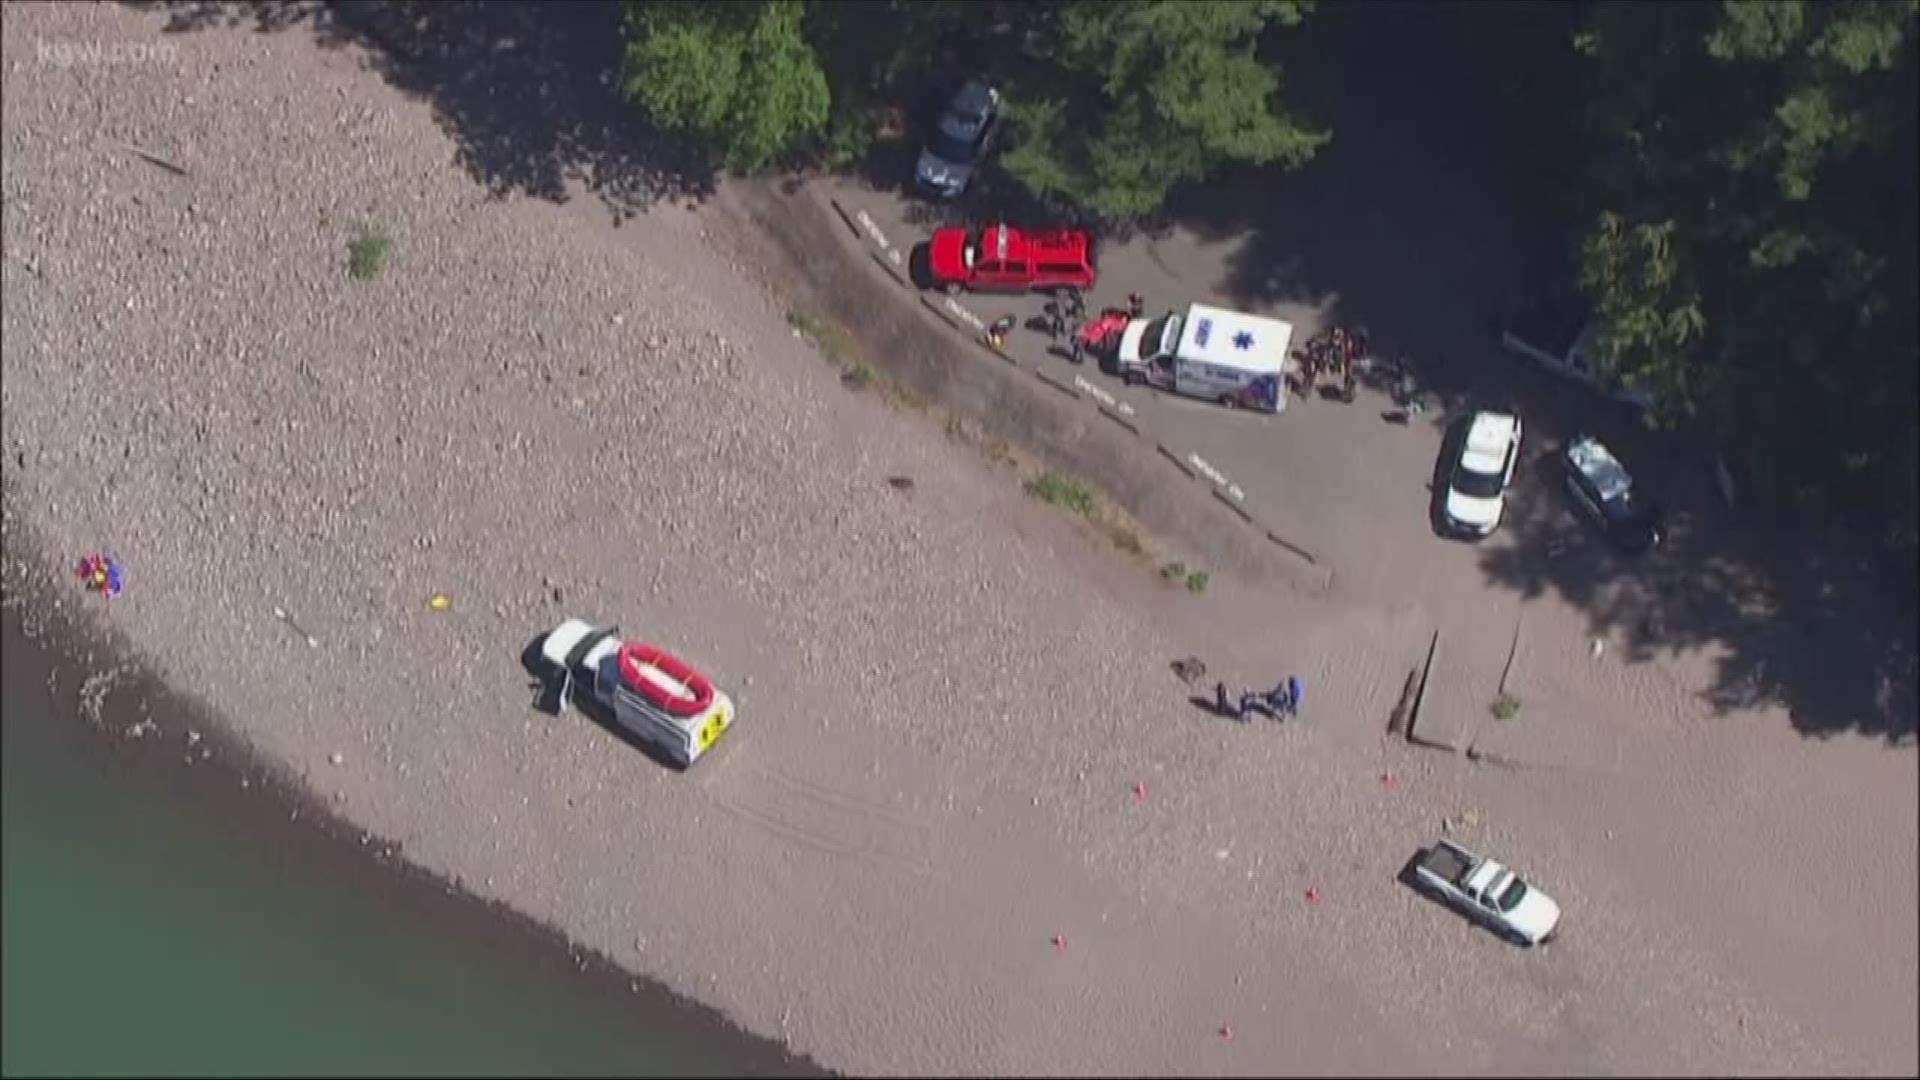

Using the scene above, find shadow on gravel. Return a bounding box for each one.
[1150,2,1583,413]
[1442,399,1915,744]
[1143,0,1919,746]
[132,0,715,222]
[1480,457,1918,745]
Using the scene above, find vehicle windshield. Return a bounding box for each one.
[929,122,980,165]
[1140,314,1182,360]
[1496,878,1529,913]
[1452,462,1505,500]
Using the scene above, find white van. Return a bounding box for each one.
[1114,303,1292,412]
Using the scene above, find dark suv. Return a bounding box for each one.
[1561,434,1666,554]
[914,79,1000,197]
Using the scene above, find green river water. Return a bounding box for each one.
[1,611,817,1078]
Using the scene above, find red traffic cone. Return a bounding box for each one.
[1132,780,1149,803]
[1051,933,1067,953]
[1305,884,1321,905]
[1219,1023,1234,1041]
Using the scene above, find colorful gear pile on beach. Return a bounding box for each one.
[74,553,124,598]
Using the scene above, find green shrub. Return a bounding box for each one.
[841,363,875,391]
[818,100,874,170]
[1024,470,1097,516]
[348,229,389,281]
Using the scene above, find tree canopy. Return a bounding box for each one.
[614,0,1918,569]
[1573,0,1919,553]
[618,2,829,173]
[618,0,1325,218]
[996,0,1326,221]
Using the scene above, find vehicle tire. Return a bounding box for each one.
[944,281,963,297]
[1124,370,1143,387]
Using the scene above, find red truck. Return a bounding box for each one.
[926,223,1097,294]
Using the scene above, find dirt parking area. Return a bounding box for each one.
[769,173,1918,1076]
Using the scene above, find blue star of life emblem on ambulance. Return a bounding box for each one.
[1233,330,1255,350]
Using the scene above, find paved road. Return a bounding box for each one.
[831,179,1532,601]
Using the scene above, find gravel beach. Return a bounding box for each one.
[4,4,1914,1075]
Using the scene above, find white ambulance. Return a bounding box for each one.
[1113,303,1293,412]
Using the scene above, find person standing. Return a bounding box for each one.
[1215,680,1231,717]
[1060,286,1086,323]
[1043,300,1066,342]
[1286,675,1303,717]
[1127,292,1145,318]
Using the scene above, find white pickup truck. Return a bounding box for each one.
[1410,839,1563,946]
[538,619,736,770]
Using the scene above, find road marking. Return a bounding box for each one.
[1072,375,1136,416]
[1188,453,1245,501]
[854,208,893,255]
[943,296,985,333]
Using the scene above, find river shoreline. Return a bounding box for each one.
[1,509,828,1078]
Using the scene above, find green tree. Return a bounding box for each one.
[1575,0,1918,555]
[619,1,830,173]
[615,0,1327,216]
[800,0,973,167]
[1577,212,1709,413]
[999,0,1327,221]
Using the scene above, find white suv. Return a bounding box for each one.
[1442,411,1522,537]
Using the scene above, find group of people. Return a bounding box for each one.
[1299,325,1366,401]
[1215,675,1304,723]
[987,289,1145,364]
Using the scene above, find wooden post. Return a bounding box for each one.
[1406,628,1441,745]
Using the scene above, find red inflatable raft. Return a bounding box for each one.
[1075,309,1130,351]
[615,640,716,717]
